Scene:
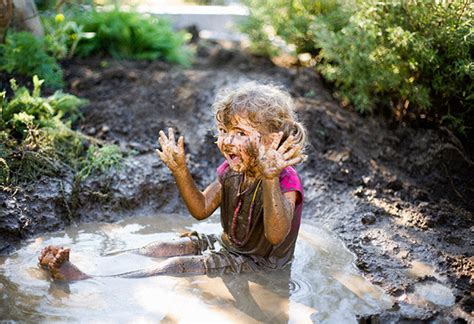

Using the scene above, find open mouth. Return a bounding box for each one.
[228,153,240,163]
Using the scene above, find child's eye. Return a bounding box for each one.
[237,131,246,136]
[218,128,227,134]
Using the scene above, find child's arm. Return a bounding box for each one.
[251,132,303,245]
[156,128,221,220]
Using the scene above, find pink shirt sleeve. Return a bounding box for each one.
[279,166,304,205]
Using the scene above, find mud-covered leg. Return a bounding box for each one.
[38,246,90,281]
[104,237,200,258]
[116,255,207,278]
[136,237,201,258]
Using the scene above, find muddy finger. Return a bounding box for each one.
[158,135,165,149]
[278,135,295,153]
[284,156,303,167]
[178,136,185,153]
[168,127,176,143]
[159,130,168,142]
[271,132,284,150]
[283,145,301,160]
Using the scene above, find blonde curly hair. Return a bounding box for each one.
[213,82,306,157]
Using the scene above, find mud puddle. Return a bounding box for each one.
[0,213,392,323]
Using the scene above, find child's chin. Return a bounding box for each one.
[228,161,246,173]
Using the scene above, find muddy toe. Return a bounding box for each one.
[38,246,61,268]
[47,247,71,280]
[50,248,70,268]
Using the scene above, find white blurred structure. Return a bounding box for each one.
[135,4,249,41]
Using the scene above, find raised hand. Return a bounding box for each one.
[249,131,303,180]
[156,128,186,174]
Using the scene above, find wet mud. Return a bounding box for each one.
[1,39,472,322]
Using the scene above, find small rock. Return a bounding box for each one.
[3,199,16,209]
[362,235,372,244]
[128,141,149,154]
[87,127,96,135]
[386,177,403,191]
[364,189,377,197]
[398,250,410,259]
[362,176,372,186]
[127,71,138,81]
[413,188,429,202]
[418,202,429,208]
[361,212,376,225]
[354,186,364,197]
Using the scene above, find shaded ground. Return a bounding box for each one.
[1,39,473,322]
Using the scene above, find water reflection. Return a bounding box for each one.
[0,214,392,323]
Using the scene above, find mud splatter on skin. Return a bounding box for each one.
[1,40,472,322]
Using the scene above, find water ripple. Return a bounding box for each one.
[289,277,314,299]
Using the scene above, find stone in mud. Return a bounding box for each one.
[128,141,149,154]
[413,282,455,307]
[361,212,376,225]
[398,302,437,320]
[386,177,403,191]
[353,186,364,197]
[362,176,373,187]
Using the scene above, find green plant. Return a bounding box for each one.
[77,144,123,180]
[0,76,122,184]
[73,9,193,65]
[241,0,473,137]
[43,13,95,59]
[240,0,350,57]
[0,32,64,88]
[313,0,473,134]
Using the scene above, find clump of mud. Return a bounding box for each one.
[1,39,472,322]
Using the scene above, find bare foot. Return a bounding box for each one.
[38,245,90,281]
[38,245,61,268]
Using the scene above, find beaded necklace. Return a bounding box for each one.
[230,174,262,247]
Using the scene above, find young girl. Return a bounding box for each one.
[38,82,306,280]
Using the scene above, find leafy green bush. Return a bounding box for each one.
[72,10,193,65]
[313,0,473,134]
[0,32,64,88]
[0,76,122,184]
[240,0,350,57]
[241,0,473,136]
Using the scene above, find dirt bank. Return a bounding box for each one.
[1,39,472,322]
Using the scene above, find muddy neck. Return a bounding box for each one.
[240,169,261,191]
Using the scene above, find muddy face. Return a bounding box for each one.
[216,114,270,174]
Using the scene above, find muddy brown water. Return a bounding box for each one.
[0,213,393,323]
